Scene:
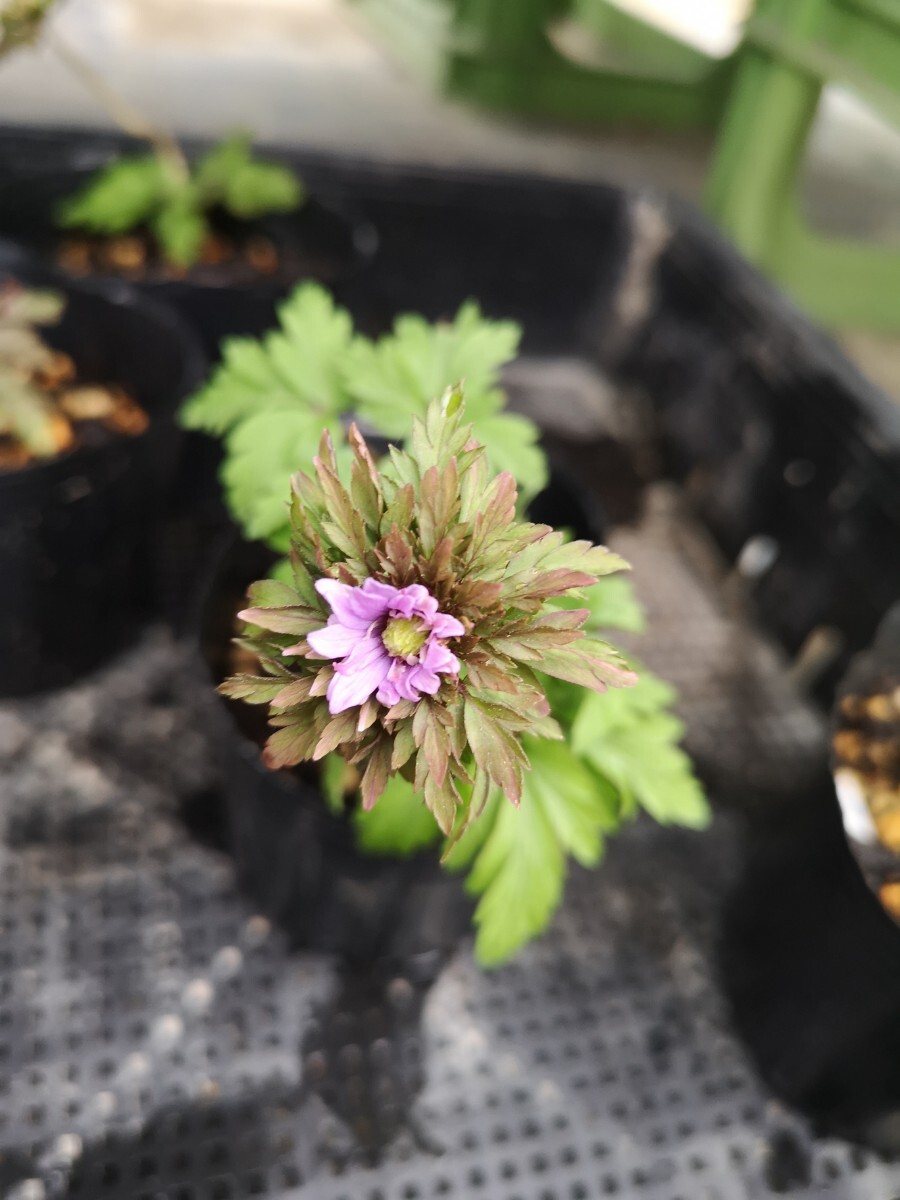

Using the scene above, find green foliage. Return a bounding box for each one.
[181,287,546,550]
[183,285,354,549]
[354,774,442,856]
[193,133,302,219]
[449,737,620,965]
[571,671,710,829]
[0,282,66,458]
[345,303,545,504]
[58,155,172,235]
[57,133,303,268]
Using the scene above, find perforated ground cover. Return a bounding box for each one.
[2,474,900,1200]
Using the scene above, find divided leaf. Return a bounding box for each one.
[57,155,172,234]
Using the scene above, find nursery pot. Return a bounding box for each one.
[0,165,378,358]
[0,258,205,696]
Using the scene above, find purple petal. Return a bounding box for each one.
[393,584,438,620]
[420,638,460,675]
[326,637,391,713]
[306,620,360,659]
[316,578,391,628]
[384,658,421,702]
[429,612,464,638]
[407,664,441,695]
[360,578,403,606]
[375,678,402,707]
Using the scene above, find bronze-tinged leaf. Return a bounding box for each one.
[245,579,302,608]
[237,605,323,636]
[263,717,322,769]
[384,698,417,722]
[357,696,380,732]
[316,426,338,475]
[529,608,591,631]
[445,764,492,854]
[446,695,467,761]
[314,454,370,562]
[455,578,503,614]
[377,524,414,583]
[424,770,459,836]
[271,676,316,709]
[380,481,415,537]
[348,423,383,530]
[505,568,598,603]
[412,698,431,749]
[539,539,631,578]
[418,459,460,557]
[487,626,584,662]
[463,695,527,805]
[423,705,451,788]
[288,551,323,608]
[538,640,639,692]
[309,665,334,697]
[313,709,362,761]
[390,720,416,770]
[470,472,517,558]
[360,737,392,810]
[218,674,288,704]
[419,534,456,592]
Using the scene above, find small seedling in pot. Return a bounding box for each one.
[0,279,148,469]
[56,133,304,275]
[0,0,304,274]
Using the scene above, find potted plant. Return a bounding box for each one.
[0,3,376,354]
[182,283,709,967]
[0,265,204,696]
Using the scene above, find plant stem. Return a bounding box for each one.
[47,29,190,184]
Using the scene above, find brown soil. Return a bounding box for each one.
[57,229,282,285]
[0,345,149,472]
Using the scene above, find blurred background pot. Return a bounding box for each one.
[0,163,378,359]
[0,248,205,696]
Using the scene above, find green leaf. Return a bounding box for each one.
[521,737,618,865]
[152,196,208,267]
[221,408,344,550]
[567,575,646,634]
[56,154,172,234]
[345,301,521,438]
[463,773,563,966]
[180,337,287,435]
[354,773,442,856]
[195,132,303,218]
[320,753,348,814]
[448,735,626,967]
[572,670,709,829]
[470,412,547,507]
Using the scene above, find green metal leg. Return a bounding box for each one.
[706,0,900,329]
[352,0,733,130]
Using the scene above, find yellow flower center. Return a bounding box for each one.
[382,616,428,659]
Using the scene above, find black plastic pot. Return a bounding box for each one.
[0,254,205,696]
[0,164,378,358]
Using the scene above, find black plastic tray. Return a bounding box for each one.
[2,125,900,1200]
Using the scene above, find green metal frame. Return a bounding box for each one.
[352,0,735,129]
[706,0,900,329]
